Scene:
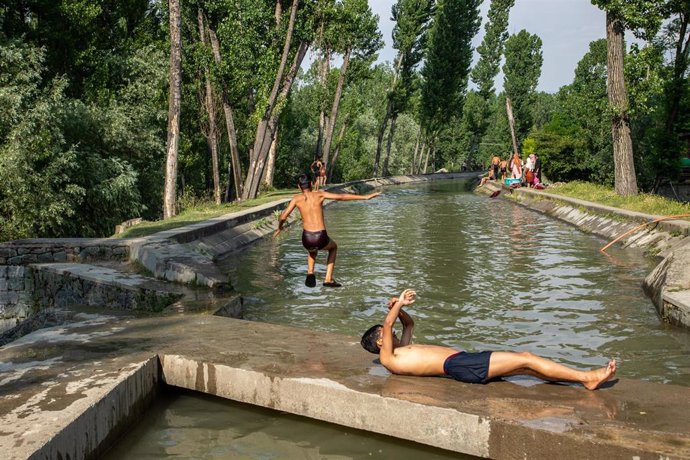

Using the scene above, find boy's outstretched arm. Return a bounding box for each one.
[320,191,381,201]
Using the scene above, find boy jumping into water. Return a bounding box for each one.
[361,289,617,390]
[275,174,380,288]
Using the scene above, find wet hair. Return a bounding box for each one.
[297,174,311,190]
[360,324,383,354]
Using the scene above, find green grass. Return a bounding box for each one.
[547,181,690,220]
[114,189,296,239]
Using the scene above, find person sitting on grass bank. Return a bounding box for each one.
[274,174,381,288]
[360,289,617,390]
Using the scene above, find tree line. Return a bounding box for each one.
[1,0,688,241]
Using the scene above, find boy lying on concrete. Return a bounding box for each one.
[360,289,616,390]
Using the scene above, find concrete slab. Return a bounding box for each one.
[1,313,689,459]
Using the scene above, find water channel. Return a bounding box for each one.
[222,180,690,385]
[113,179,690,458]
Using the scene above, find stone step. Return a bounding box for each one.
[31,263,184,311]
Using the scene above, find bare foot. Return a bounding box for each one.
[584,359,617,390]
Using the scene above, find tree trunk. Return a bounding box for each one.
[322,47,351,171]
[207,27,243,202]
[410,128,421,174]
[382,113,398,177]
[315,51,330,159]
[242,0,301,200]
[164,0,182,219]
[198,10,221,205]
[373,53,404,176]
[606,11,638,196]
[263,127,278,188]
[274,0,282,26]
[423,145,432,174]
[505,96,519,155]
[243,39,309,199]
[327,115,349,183]
[416,139,427,174]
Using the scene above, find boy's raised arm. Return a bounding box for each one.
[380,289,416,361]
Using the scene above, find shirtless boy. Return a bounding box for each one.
[361,289,617,390]
[275,174,380,288]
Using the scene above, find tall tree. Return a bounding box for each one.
[323,0,382,176]
[164,0,182,218]
[313,0,336,161]
[502,29,543,149]
[591,0,665,195]
[241,0,309,200]
[373,0,434,176]
[207,25,242,201]
[197,9,221,204]
[420,0,481,169]
[463,0,514,165]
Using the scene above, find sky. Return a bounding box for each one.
[368,0,608,94]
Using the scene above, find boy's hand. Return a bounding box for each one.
[399,289,416,306]
[273,228,282,238]
[367,192,381,199]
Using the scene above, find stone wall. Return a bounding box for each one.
[0,240,132,334]
[0,239,130,265]
[0,265,33,333]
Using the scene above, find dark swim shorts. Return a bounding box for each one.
[443,351,493,384]
[302,230,330,252]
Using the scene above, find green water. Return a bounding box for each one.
[104,388,471,459]
[222,180,690,385]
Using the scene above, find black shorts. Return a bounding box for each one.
[443,351,493,384]
[302,230,330,252]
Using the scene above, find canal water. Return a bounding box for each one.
[111,179,690,458]
[221,180,690,385]
[104,387,473,459]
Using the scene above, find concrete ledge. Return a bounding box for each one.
[160,353,492,457]
[1,349,159,460]
[2,314,689,459]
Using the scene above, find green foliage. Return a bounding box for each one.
[525,39,612,185]
[503,29,543,146]
[471,0,515,100]
[477,93,511,162]
[421,0,481,132]
[590,0,667,40]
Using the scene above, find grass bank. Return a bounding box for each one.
[114,189,295,239]
[548,181,690,220]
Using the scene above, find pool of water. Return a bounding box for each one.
[103,388,472,459]
[222,180,690,385]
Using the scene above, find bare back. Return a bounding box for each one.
[292,191,327,231]
[383,343,458,376]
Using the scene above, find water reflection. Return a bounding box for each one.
[221,180,690,386]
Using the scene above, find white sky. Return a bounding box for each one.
[368,0,609,94]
